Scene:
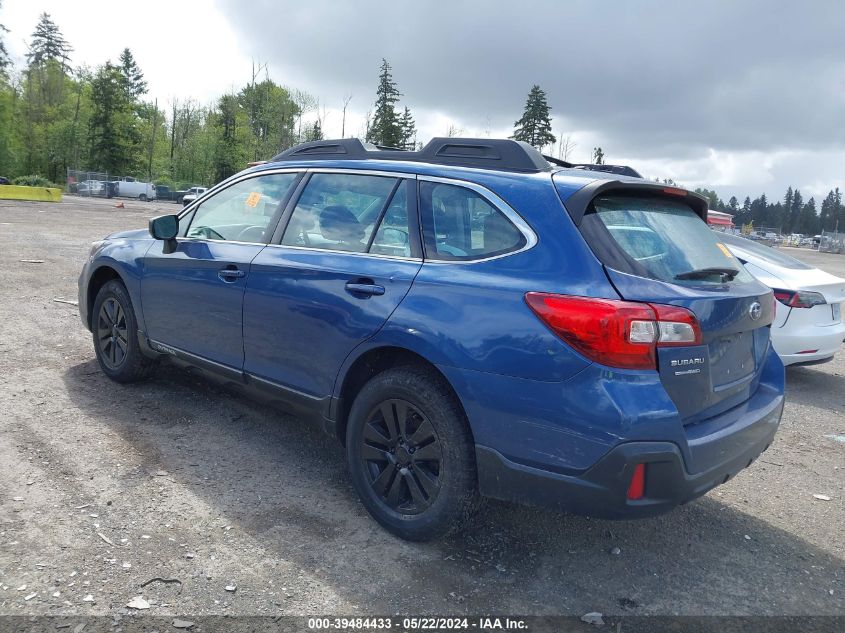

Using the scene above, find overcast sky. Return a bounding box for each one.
[3,0,844,203]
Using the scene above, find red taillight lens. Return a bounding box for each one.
[525,294,657,369]
[627,463,646,500]
[773,289,826,309]
[524,293,701,370]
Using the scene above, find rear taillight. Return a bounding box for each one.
[524,293,701,370]
[773,289,826,309]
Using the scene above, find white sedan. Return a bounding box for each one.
[720,232,845,366]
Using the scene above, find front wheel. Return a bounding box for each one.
[346,366,479,541]
[92,280,156,383]
[139,194,147,202]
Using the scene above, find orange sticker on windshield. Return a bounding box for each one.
[245,192,261,208]
[716,242,732,258]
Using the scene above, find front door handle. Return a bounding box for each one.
[218,266,245,282]
[345,282,385,296]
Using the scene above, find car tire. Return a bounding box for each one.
[92,280,156,383]
[346,365,479,541]
[139,194,147,202]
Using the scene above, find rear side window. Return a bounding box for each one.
[419,181,526,261]
[281,173,401,253]
[585,195,753,285]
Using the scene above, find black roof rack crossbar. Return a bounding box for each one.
[270,138,553,173]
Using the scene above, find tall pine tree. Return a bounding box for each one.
[399,106,416,150]
[513,85,556,149]
[0,1,10,73]
[119,48,147,99]
[367,59,403,148]
[88,62,141,175]
[26,13,72,71]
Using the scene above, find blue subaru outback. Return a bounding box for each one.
[79,138,784,540]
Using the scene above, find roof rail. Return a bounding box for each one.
[569,163,643,178]
[270,138,553,173]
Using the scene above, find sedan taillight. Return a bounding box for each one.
[773,289,826,309]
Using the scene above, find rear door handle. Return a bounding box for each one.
[218,266,245,282]
[345,282,385,296]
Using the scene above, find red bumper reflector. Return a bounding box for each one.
[797,349,819,354]
[627,463,646,500]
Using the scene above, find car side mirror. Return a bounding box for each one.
[149,214,179,240]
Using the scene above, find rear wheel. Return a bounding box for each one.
[92,280,156,383]
[346,366,478,541]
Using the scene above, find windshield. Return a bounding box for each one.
[718,232,814,270]
[590,195,753,285]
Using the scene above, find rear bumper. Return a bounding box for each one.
[773,316,845,366]
[476,393,783,519]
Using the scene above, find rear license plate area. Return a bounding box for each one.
[709,331,755,388]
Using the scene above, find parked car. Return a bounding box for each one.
[77,180,106,196]
[78,138,784,540]
[0,176,10,185]
[720,232,845,366]
[181,186,208,207]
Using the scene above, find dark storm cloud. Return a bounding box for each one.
[216,0,845,156]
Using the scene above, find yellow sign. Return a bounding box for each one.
[245,192,261,208]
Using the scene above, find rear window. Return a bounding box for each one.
[718,232,814,270]
[586,195,753,285]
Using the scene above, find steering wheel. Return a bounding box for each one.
[190,225,226,240]
[236,225,266,242]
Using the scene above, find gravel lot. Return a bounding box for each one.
[0,196,842,617]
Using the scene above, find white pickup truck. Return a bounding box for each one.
[181,186,208,207]
[113,178,156,201]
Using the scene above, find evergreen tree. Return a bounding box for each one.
[788,189,803,233]
[119,48,147,99]
[88,62,141,175]
[305,119,323,142]
[797,197,818,235]
[513,85,556,149]
[0,1,10,74]
[592,147,605,164]
[728,196,738,212]
[399,106,416,151]
[26,13,72,70]
[367,58,403,148]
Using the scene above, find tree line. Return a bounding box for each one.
[0,8,842,233]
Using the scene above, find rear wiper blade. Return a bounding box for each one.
[675,267,740,281]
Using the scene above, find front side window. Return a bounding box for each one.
[419,181,526,261]
[186,173,297,243]
[281,173,401,253]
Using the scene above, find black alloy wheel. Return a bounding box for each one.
[91,279,156,383]
[97,297,128,370]
[359,399,443,514]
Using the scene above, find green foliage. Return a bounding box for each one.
[399,106,415,151]
[513,85,556,149]
[88,62,142,175]
[12,174,57,187]
[27,13,72,71]
[0,1,10,74]
[367,59,404,147]
[119,48,147,99]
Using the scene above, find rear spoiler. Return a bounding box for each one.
[562,179,709,225]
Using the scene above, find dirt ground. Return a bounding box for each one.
[0,196,842,617]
